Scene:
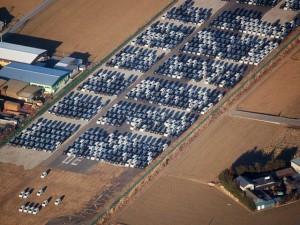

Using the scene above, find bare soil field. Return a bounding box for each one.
[238,49,300,119]
[16,0,171,62]
[0,162,126,225]
[114,174,300,225]
[112,116,300,225]
[0,0,42,25]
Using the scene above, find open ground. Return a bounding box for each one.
[238,49,300,119]
[0,0,42,26]
[11,0,172,62]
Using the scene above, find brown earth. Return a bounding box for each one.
[237,49,300,119]
[0,162,126,225]
[16,0,172,62]
[112,117,300,225]
[0,0,42,25]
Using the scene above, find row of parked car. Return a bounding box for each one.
[48,92,110,121]
[180,28,279,65]
[162,0,212,25]
[63,128,170,168]
[77,69,138,96]
[155,54,248,87]
[106,45,165,73]
[236,0,279,7]
[132,21,195,51]
[9,118,80,152]
[280,0,300,11]
[210,8,300,39]
[97,101,199,138]
[126,77,223,113]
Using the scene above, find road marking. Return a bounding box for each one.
[62,155,75,164]
[71,158,83,166]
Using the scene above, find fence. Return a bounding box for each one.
[89,29,300,225]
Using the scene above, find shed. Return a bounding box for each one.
[0,62,69,93]
[0,42,47,65]
[0,79,29,99]
[275,167,297,179]
[54,57,82,76]
[245,189,275,211]
[291,158,300,173]
[17,85,43,103]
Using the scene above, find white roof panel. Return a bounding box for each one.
[0,42,47,64]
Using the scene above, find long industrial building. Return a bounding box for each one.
[0,42,47,66]
[0,62,70,93]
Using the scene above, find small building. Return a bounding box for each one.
[275,167,297,179]
[235,175,255,191]
[0,42,47,65]
[54,57,82,77]
[0,79,43,103]
[253,174,277,190]
[291,158,300,173]
[0,62,69,93]
[245,189,275,211]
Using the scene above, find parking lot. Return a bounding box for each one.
[4,0,300,173]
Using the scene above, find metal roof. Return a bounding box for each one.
[292,158,300,166]
[0,62,69,87]
[0,42,47,64]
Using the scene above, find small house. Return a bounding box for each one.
[235,175,254,191]
[245,189,275,210]
[253,174,277,190]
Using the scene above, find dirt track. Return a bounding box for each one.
[15,0,171,62]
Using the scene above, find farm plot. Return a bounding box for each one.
[237,48,300,119]
[15,0,173,61]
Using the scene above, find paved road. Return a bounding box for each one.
[2,0,55,39]
[230,110,300,128]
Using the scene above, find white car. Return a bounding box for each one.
[42,199,49,207]
[41,171,48,179]
[23,191,30,199]
[19,205,25,212]
[32,207,40,215]
[37,189,44,196]
[54,198,61,205]
[19,191,25,198]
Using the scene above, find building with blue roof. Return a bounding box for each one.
[0,62,70,93]
[291,157,300,173]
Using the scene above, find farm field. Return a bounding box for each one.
[14,0,172,62]
[113,116,300,225]
[0,0,42,25]
[238,48,300,119]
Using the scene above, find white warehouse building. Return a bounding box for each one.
[0,42,47,66]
